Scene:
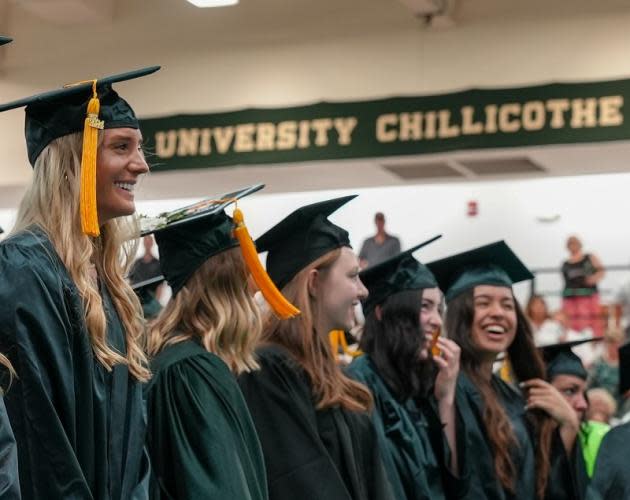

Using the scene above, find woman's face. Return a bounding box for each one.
[471,285,517,356]
[551,374,588,422]
[528,297,548,322]
[419,287,443,360]
[314,247,368,333]
[96,128,149,224]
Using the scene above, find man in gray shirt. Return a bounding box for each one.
[359,212,401,268]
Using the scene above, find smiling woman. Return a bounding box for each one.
[238,196,394,500]
[0,67,159,499]
[429,241,577,500]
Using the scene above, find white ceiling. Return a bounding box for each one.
[1,0,630,208]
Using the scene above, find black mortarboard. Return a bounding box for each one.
[141,184,264,295]
[427,241,533,302]
[0,66,160,237]
[0,66,160,166]
[619,341,630,396]
[360,235,442,315]
[0,36,12,46]
[539,337,601,381]
[256,195,356,290]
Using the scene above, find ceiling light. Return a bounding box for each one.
[186,0,238,7]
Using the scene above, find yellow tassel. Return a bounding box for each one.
[329,330,340,359]
[499,356,513,383]
[232,207,300,319]
[80,80,104,237]
[338,329,362,358]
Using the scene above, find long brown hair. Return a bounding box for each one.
[445,288,554,499]
[148,248,262,375]
[262,249,373,412]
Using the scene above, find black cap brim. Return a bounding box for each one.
[0,66,160,112]
[428,240,533,301]
[140,183,264,236]
[0,36,12,47]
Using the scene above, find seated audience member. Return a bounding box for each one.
[585,388,617,425]
[588,328,623,414]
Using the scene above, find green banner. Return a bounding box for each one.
[140,78,629,172]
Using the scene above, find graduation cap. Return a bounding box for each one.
[0,66,160,237]
[427,241,533,302]
[619,341,630,396]
[256,195,356,290]
[0,36,12,46]
[360,235,442,315]
[539,337,601,381]
[141,184,299,319]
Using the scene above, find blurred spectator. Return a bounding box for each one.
[358,212,400,269]
[588,328,624,415]
[586,388,617,424]
[526,294,566,345]
[561,235,605,337]
[130,235,162,284]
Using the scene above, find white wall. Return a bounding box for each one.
[2,171,627,310]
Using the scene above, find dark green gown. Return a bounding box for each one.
[0,228,150,499]
[238,345,394,500]
[456,373,576,500]
[586,421,630,500]
[346,355,469,500]
[0,397,20,499]
[145,339,268,500]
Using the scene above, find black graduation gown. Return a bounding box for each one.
[238,345,394,500]
[586,422,630,500]
[456,373,576,500]
[0,397,20,499]
[145,339,268,500]
[346,355,469,500]
[0,228,150,499]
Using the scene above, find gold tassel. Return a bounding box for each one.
[330,330,341,359]
[80,80,104,237]
[232,207,300,319]
[338,330,362,358]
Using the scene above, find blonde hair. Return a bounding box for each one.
[263,249,373,412]
[148,247,262,375]
[11,132,149,382]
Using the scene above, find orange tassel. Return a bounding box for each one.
[330,330,341,359]
[232,207,300,319]
[80,80,103,237]
[338,329,362,358]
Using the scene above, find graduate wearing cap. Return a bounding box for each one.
[346,237,470,500]
[584,341,630,500]
[430,241,576,500]
[0,67,159,499]
[535,338,607,499]
[143,185,279,500]
[0,34,21,500]
[238,196,394,500]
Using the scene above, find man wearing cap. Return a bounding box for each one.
[0,67,158,499]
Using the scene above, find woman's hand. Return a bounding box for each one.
[521,378,581,452]
[432,336,461,404]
